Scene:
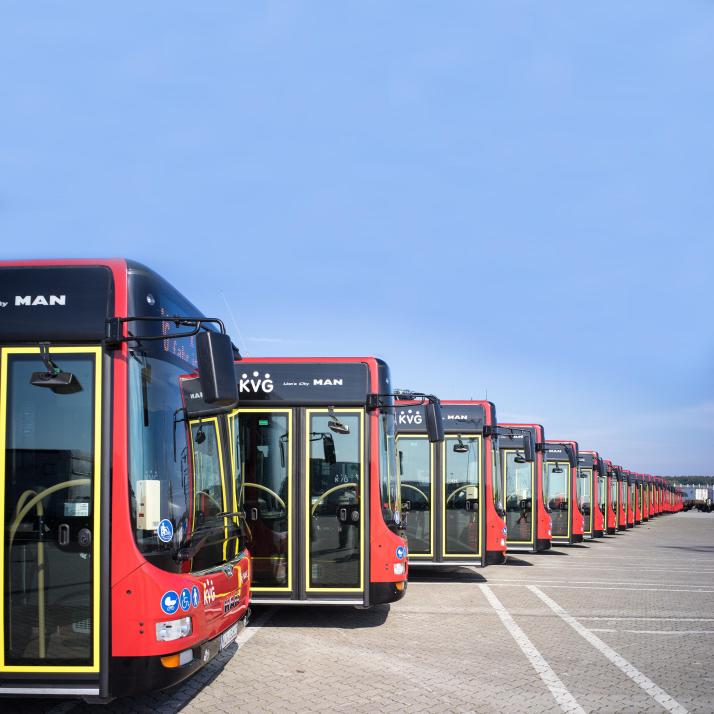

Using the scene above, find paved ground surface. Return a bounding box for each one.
[6,511,714,713]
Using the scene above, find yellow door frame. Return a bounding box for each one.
[501,448,535,545]
[230,408,293,593]
[442,435,483,559]
[0,346,102,674]
[396,434,434,558]
[305,408,364,594]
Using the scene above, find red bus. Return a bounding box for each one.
[603,459,618,535]
[614,465,627,531]
[642,474,650,521]
[498,424,551,553]
[184,357,441,606]
[578,451,606,539]
[0,259,250,700]
[396,400,507,566]
[625,470,635,528]
[543,441,583,545]
[634,473,643,525]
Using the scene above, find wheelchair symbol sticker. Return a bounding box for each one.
[180,588,191,612]
[396,545,406,560]
[157,519,173,543]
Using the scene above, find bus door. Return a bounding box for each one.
[442,435,483,564]
[305,408,365,600]
[502,450,535,550]
[397,435,434,560]
[580,468,593,538]
[235,407,366,602]
[234,409,293,596]
[608,473,617,533]
[618,478,626,530]
[0,346,103,691]
[545,460,570,543]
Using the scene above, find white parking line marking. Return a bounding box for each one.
[487,578,713,588]
[480,584,585,714]
[581,617,714,622]
[495,584,714,593]
[591,629,714,635]
[529,586,688,714]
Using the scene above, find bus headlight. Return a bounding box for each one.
[156,617,192,642]
[393,562,406,575]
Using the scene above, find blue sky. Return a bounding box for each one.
[1,2,712,474]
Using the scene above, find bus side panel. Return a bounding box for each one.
[111,558,250,658]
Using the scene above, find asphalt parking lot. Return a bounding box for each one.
[8,511,714,714]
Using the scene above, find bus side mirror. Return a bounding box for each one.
[425,400,444,443]
[522,433,535,462]
[564,444,577,467]
[196,331,238,407]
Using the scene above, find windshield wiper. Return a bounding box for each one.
[174,525,225,562]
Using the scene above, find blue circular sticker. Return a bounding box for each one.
[191,585,200,608]
[157,519,174,543]
[396,545,406,560]
[179,588,191,612]
[160,590,179,615]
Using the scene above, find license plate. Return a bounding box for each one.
[220,622,239,650]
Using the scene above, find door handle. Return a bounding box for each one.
[339,508,347,522]
[250,508,259,521]
[58,523,70,546]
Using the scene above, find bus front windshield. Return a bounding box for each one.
[128,341,241,574]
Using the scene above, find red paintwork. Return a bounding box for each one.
[0,259,251,665]
[239,356,407,589]
[501,423,551,548]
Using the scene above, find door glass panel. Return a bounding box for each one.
[238,412,290,589]
[610,479,617,518]
[504,452,533,542]
[308,412,362,590]
[579,469,592,533]
[398,438,431,555]
[2,351,97,667]
[190,421,226,572]
[598,475,606,514]
[444,437,480,555]
[545,462,569,537]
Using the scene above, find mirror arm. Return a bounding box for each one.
[105,315,233,349]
